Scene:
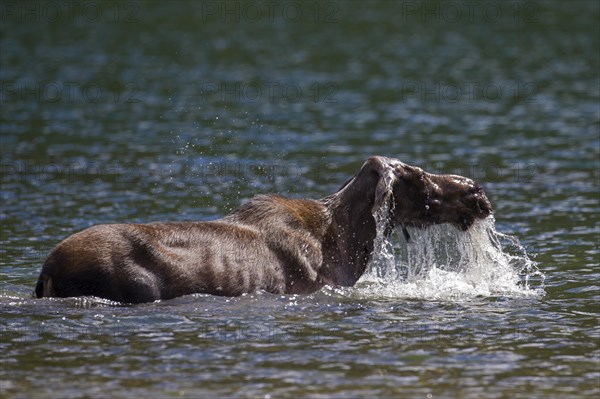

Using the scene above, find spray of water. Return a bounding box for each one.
[356,199,545,300]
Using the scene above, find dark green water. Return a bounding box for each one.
[1,1,598,398]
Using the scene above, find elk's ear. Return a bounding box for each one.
[372,169,396,214]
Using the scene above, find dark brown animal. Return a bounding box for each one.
[35,156,492,303]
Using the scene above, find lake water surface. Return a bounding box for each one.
[1,1,598,398]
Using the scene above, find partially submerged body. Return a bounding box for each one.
[35,156,492,303]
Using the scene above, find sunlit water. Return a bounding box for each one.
[1,1,598,398]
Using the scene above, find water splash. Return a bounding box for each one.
[357,203,545,300]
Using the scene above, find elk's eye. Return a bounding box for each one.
[429,199,441,207]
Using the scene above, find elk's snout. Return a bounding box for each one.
[383,160,493,231]
[455,181,492,230]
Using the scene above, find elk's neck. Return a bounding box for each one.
[320,183,378,286]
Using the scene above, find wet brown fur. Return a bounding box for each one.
[35,156,491,303]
